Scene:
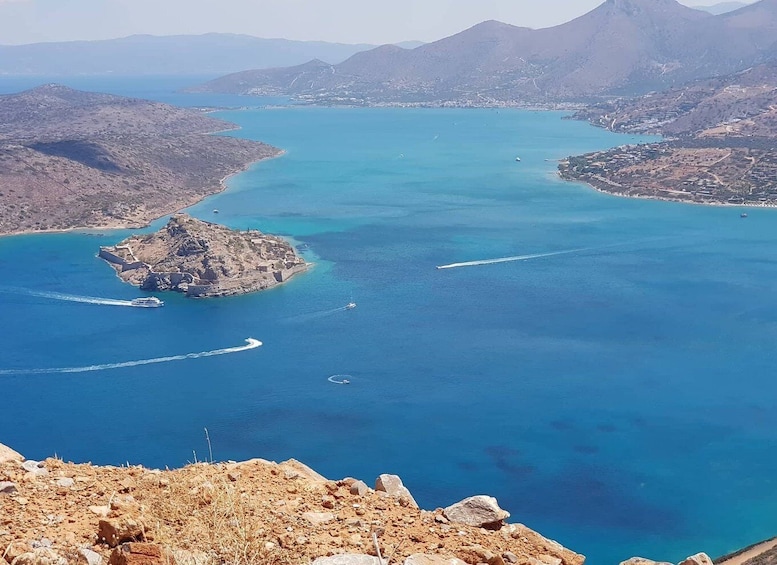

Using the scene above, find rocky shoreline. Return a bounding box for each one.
[99,214,307,298]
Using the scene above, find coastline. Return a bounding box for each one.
[0,149,287,239]
[560,172,777,210]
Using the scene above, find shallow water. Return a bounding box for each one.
[2,86,777,563]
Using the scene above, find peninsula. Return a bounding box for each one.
[99,214,307,297]
[560,62,777,206]
[0,84,280,236]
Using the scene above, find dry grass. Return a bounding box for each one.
[142,465,292,565]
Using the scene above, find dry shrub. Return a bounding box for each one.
[142,465,292,565]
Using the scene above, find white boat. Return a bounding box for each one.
[131,296,164,308]
[515,156,521,162]
[346,301,357,310]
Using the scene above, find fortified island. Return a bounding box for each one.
[99,214,307,298]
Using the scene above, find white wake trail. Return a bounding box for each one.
[2,287,135,307]
[284,305,350,323]
[436,240,656,270]
[0,338,262,376]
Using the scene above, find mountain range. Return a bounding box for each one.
[0,34,423,77]
[191,0,777,105]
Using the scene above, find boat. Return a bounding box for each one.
[515,156,521,162]
[741,213,748,218]
[213,209,219,214]
[346,301,357,310]
[131,297,164,308]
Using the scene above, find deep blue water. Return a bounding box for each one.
[2,81,777,564]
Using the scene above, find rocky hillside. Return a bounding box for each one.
[190,0,777,105]
[572,61,777,138]
[0,442,585,565]
[100,214,307,297]
[0,84,280,236]
[560,61,777,207]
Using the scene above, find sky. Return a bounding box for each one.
[0,0,760,46]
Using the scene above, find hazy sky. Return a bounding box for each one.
[0,0,759,45]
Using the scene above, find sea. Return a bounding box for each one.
[2,76,777,565]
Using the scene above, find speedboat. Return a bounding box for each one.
[346,302,357,310]
[131,296,164,308]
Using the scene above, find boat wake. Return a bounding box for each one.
[328,374,352,385]
[284,304,353,323]
[436,240,656,270]
[1,287,135,307]
[0,338,262,376]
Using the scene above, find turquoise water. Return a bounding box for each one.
[2,93,777,564]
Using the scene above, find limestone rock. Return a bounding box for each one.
[108,543,176,565]
[311,555,383,565]
[501,524,584,565]
[375,474,418,508]
[10,548,67,565]
[55,477,74,488]
[98,516,147,547]
[350,480,370,496]
[621,558,673,565]
[404,555,468,565]
[0,442,23,463]
[443,496,510,528]
[78,549,103,565]
[280,459,329,483]
[303,512,336,526]
[21,461,48,477]
[0,481,18,494]
[679,554,714,565]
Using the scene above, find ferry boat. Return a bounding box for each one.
[131,296,164,308]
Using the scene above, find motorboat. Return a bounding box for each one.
[346,302,357,310]
[131,296,164,308]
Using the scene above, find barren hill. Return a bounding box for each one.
[190,0,777,105]
[0,85,279,235]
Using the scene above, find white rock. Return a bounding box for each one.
[10,548,67,565]
[620,558,672,565]
[374,474,418,508]
[55,478,74,488]
[0,481,18,494]
[679,554,714,565]
[0,442,23,464]
[443,495,510,528]
[78,549,103,565]
[312,555,384,565]
[350,480,370,496]
[404,555,468,565]
[303,512,336,526]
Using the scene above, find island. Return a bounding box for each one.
[99,214,307,297]
[0,84,280,235]
[561,61,777,206]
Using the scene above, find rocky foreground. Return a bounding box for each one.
[1,441,761,565]
[99,214,307,297]
[0,442,585,565]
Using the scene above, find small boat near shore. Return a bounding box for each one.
[131,297,164,308]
